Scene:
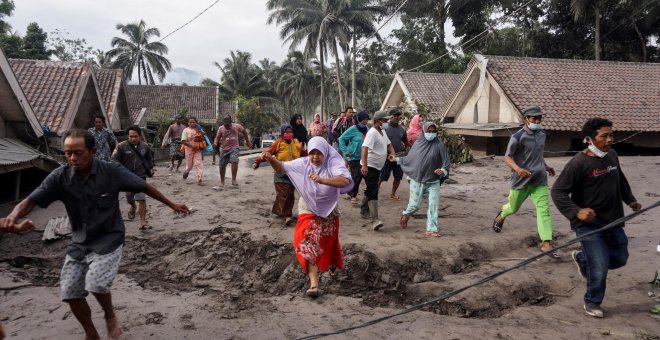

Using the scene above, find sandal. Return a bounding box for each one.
[182,171,189,179]
[139,224,152,231]
[305,286,321,298]
[540,242,561,259]
[425,231,441,238]
[328,265,338,277]
[389,195,400,200]
[400,215,409,229]
[127,208,136,220]
[492,211,504,233]
[350,197,358,205]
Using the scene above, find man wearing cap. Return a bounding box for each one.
[361,110,396,230]
[492,105,557,257]
[213,115,252,188]
[161,113,186,172]
[379,109,412,200]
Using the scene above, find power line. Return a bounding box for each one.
[159,0,221,42]
[296,199,660,340]
[355,0,409,50]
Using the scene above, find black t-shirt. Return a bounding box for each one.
[551,150,636,230]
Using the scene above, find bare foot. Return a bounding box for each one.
[106,316,123,340]
[232,181,238,186]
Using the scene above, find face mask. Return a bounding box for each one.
[382,123,389,129]
[527,123,542,131]
[424,132,437,141]
[283,132,293,140]
[357,123,366,129]
[587,143,608,158]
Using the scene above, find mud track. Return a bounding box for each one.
[2,227,554,320]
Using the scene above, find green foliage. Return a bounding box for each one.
[214,50,272,100]
[235,95,278,134]
[0,0,14,35]
[48,29,94,61]
[22,22,49,59]
[200,78,220,87]
[0,33,22,58]
[107,20,171,85]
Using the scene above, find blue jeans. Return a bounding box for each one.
[574,225,628,305]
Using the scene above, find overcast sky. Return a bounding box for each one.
[7,0,409,85]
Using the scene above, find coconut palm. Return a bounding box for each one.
[570,0,605,61]
[267,0,385,118]
[107,20,171,84]
[276,50,319,123]
[214,50,272,100]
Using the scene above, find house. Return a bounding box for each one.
[438,55,660,156]
[0,49,60,205]
[380,72,463,117]
[95,68,132,130]
[9,59,109,151]
[126,85,227,128]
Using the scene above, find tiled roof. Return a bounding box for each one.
[95,68,125,124]
[484,55,660,132]
[9,59,92,135]
[399,72,463,113]
[127,85,218,122]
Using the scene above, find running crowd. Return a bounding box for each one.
[0,105,645,339]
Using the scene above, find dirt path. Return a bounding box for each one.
[1,156,659,339]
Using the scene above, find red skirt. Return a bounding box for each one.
[294,213,343,273]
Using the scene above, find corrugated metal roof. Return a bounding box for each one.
[0,137,43,165]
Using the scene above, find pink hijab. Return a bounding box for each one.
[308,113,326,137]
[283,136,353,218]
[407,114,424,144]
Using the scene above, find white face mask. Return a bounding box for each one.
[584,137,608,158]
[424,132,437,141]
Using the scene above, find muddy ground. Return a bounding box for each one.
[1,155,659,339]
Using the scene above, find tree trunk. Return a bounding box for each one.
[594,4,601,61]
[631,17,647,62]
[351,37,356,108]
[334,50,344,112]
[320,46,326,121]
[137,61,142,85]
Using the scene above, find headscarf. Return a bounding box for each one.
[308,113,326,137]
[283,136,354,217]
[407,114,424,144]
[400,122,451,183]
[355,112,369,134]
[290,114,308,145]
[280,123,292,136]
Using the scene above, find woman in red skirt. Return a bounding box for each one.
[261,136,353,298]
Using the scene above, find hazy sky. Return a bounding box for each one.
[7,0,408,85]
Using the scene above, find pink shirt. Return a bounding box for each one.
[216,123,245,152]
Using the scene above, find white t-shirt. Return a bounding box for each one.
[361,127,391,170]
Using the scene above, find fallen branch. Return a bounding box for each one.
[0,283,33,291]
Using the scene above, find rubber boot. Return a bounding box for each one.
[368,200,383,231]
[359,196,369,219]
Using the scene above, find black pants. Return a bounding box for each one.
[363,167,381,201]
[348,160,363,198]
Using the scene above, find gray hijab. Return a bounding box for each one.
[399,122,451,183]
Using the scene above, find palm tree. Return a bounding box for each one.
[214,50,271,100]
[107,20,172,84]
[276,50,319,123]
[571,0,605,61]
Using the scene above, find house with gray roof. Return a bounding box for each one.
[9,58,109,150]
[126,85,229,127]
[439,54,660,156]
[380,72,463,116]
[0,49,60,204]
